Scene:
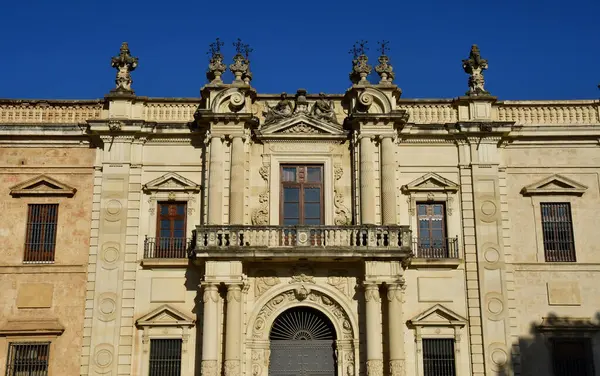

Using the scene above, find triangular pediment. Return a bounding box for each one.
[521,174,587,196]
[256,114,348,141]
[136,304,195,328]
[10,175,76,197]
[408,304,467,327]
[142,172,200,193]
[401,173,459,194]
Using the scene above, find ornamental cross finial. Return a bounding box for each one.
[375,40,394,84]
[230,38,250,84]
[110,42,138,94]
[349,40,372,85]
[206,38,227,84]
[462,44,490,96]
[241,42,253,84]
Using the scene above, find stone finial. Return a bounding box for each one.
[206,38,227,84]
[111,42,138,94]
[241,43,253,85]
[349,41,372,85]
[375,40,395,84]
[230,38,250,84]
[462,44,490,96]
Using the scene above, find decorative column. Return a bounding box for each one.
[360,136,376,224]
[365,283,383,376]
[387,283,406,376]
[224,284,243,376]
[380,136,397,225]
[208,136,224,224]
[201,283,219,376]
[229,136,245,224]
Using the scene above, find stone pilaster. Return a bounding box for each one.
[380,136,397,225]
[387,283,405,376]
[201,283,220,376]
[360,136,376,224]
[364,283,383,376]
[228,136,245,224]
[208,136,224,224]
[224,284,243,376]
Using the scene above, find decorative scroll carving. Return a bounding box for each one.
[252,289,354,340]
[345,352,355,376]
[366,359,384,376]
[255,270,280,297]
[207,38,226,84]
[281,123,321,134]
[111,42,138,94]
[462,44,490,96]
[201,359,218,376]
[334,189,351,225]
[327,270,350,297]
[252,164,270,225]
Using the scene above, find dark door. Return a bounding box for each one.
[269,307,336,376]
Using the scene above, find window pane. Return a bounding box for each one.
[176,204,186,215]
[284,188,299,202]
[433,205,444,215]
[304,188,321,202]
[304,218,321,225]
[282,167,296,182]
[160,219,170,229]
[160,204,169,215]
[417,204,427,216]
[304,203,321,219]
[284,203,299,218]
[307,167,321,182]
[284,218,299,226]
[174,220,185,231]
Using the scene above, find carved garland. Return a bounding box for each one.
[333,164,351,225]
[252,163,270,225]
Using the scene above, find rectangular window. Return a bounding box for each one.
[416,203,450,258]
[149,339,182,376]
[422,339,456,376]
[24,204,58,262]
[541,203,576,262]
[280,165,324,226]
[552,338,593,376]
[6,342,50,376]
[156,202,187,258]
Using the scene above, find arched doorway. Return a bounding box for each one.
[269,306,337,376]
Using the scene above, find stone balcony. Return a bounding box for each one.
[192,225,412,261]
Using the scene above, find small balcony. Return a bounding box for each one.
[193,225,412,260]
[413,236,460,259]
[143,237,193,259]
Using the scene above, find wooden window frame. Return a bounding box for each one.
[279,164,324,226]
[155,202,188,258]
[24,204,59,263]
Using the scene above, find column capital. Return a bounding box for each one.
[364,283,380,302]
[226,283,243,302]
[386,283,405,303]
[201,282,219,303]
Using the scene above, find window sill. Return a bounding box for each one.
[409,258,462,269]
[141,258,190,268]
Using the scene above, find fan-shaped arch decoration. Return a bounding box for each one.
[270,307,335,341]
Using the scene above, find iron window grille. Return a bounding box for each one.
[552,338,594,376]
[149,339,182,376]
[541,203,576,262]
[5,342,50,376]
[422,339,456,376]
[24,204,58,262]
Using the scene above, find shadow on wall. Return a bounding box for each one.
[496,312,600,376]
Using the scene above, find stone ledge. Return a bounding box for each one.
[0,318,64,337]
[141,258,190,268]
[408,258,462,269]
[0,264,86,274]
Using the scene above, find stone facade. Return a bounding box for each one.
[0,43,600,376]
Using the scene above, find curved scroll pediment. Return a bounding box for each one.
[255,114,348,141]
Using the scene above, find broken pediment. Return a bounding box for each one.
[256,114,348,141]
[136,304,195,328]
[401,173,459,194]
[521,174,587,196]
[408,304,467,328]
[142,172,200,194]
[9,175,76,197]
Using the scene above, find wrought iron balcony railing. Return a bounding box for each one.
[144,237,193,259]
[413,236,459,259]
[195,225,412,252]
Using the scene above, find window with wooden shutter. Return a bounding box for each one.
[156,202,187,258]
[24,204,58,262]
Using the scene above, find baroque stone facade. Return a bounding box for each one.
[0,42,600,376]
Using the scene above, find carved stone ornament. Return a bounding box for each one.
[251,163,270,225]
[327,271,350,297]
[389,359,406,376]
[108,119,123,131]
[310,92,338,124]
[263,93,294,124]
[349,41,372,84]
[201,360,218,376]
[281,123,321,134]
[366,359,384,376]
[255,270,280,297]
[224,360,241,376]
[111,42,138,94]
[290,273,315,284]
[207,38,227,84]
[334,189,351,225]
[374,41,394,84]
[230,39,250,83]
[364,284,380,302]
[462,44,490,96]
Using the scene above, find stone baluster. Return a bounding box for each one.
[208,136,224,224]
[201,283,219,376]
[380,136,397,225]
[224,284,243,376]
[387,283,406,376]
[229,136,245,224]
[360,136,376,224]
[365,283,383,376]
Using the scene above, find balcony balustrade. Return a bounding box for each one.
[413,236,459,259]
[143,237,192,259]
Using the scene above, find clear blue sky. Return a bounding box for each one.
[1,0,598,100]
